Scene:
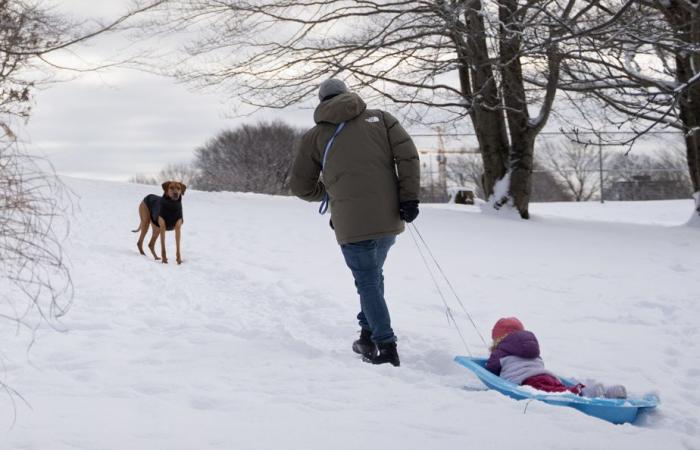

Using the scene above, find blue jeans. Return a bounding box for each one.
[340,235,397,344]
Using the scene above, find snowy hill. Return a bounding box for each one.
[2,178,699,450]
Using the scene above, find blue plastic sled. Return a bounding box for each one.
[454,356,658,425]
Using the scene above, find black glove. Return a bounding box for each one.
[399,200,419,223]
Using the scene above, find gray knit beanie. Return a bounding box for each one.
[318,78,348,101]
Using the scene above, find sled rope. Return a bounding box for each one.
[409,223,488,350]
[407,223,473,356]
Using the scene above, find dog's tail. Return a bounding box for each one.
[131,224,141,233]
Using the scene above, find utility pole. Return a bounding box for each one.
[429,154,434,200]
[598,136,605,203]
[436,127,447,200]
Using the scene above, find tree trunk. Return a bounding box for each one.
[463,1,510,199]
[667,4,700,216]
[680,81,700,202]
[508,138,535,218]
[683,126,700,196]
[472,108,510,199]
[499,0,533,219]
[682,116,700,216]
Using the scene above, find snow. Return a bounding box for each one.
[531,199,695,226]
[690,192,700,228]
[2,178,699,449]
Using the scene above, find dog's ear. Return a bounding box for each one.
[161,181,170,192]
[180,183,187,195]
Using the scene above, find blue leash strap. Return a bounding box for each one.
[318,121,346,215]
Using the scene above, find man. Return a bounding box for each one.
[290,78,420,366]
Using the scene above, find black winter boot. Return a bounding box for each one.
[363,341,400,367]
[352,328,377,358]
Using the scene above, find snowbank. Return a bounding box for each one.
[2,178,698,449]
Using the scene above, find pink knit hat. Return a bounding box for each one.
[492,317,524,340]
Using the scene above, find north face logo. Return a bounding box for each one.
[365,116,380,123]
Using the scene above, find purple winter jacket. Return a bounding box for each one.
[486,330,541,375]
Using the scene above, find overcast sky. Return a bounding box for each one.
[26,68,313,181]
[22,1,318,181]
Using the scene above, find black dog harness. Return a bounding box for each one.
[143,194,183,231]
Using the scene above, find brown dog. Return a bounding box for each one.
[132,181,186,264]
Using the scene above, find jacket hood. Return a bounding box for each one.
[498,330,540,359]
[313,92,366,125]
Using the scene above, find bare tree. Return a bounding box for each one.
[194,121,301,194]
[129,173,158,185]
[1,0,165,130]
[0,139,72,325]
[556,1,700,215]
[606,149,694,200]
[540,141,608,201]
[0,0,166,418]
[157,162,198,187]
[130,163,199,188]
[530,161,574,203]
[139,0,625,218]
[446,153,486,199]
[1,0,167,316]
[0,136,73,415]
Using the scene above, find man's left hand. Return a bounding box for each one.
[399,200,419,223]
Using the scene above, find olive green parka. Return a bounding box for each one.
[290,92,420,244]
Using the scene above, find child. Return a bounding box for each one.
[486,317,627,399]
